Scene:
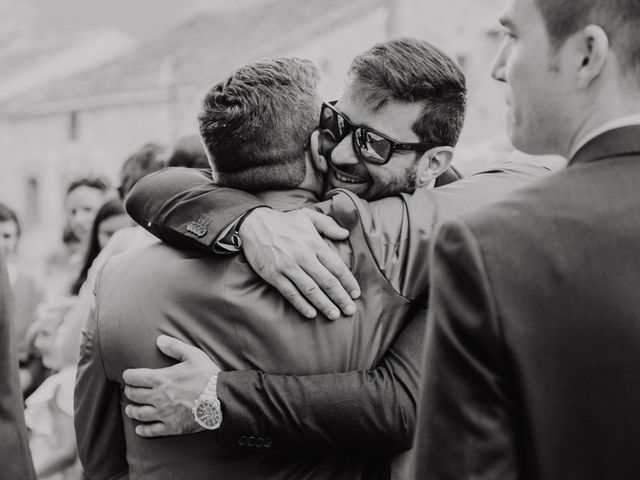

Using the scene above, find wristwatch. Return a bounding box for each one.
[193,372,223,430]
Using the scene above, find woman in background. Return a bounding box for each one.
[70,198,132,295]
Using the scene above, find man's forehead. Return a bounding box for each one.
[499,0,535,29]
[334,86,422,142]
[334,87,376,123]
[0,226,17,237]
[0,220,16,229]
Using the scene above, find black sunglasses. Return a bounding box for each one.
[318,100,435,165]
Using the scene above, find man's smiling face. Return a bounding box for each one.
[322,85,427,201]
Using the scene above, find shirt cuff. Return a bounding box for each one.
[213,206,270,254]
[213,218,243,253]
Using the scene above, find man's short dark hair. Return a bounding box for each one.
[535,0,640,81]
[199,57,321,192]
[166,135,210,169]
[0,203,20,237]
[119,143,167,198]
[347,38,467,148]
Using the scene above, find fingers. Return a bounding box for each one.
[122,368,160,388]
[156,335,196,362]
[254,235,358,319]
[135,422,168,438]
[240,207,358,319]
[271,275,317,319]
[123,385,154,405]
[303,210,349,240]
[285,268,341,320]
[125,404,160,423]
[315,248,361,300]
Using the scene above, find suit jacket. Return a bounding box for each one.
[120,162,552,460]
[0,254,36,480]
[412,126,640,479]
[77,163,553,480]
[80,183,447,479]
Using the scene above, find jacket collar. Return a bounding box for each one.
[255,188,319,211]
[570,125,640,167]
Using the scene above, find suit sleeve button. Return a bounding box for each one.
[264,437,272,448]
[255,438,264,448]
[238,436,248,446]
[247,436,256,447]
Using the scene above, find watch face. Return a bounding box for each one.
[194,399,222,430]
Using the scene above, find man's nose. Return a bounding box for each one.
[490,40,508,83]
[330,135,360,166]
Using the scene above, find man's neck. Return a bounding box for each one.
[254,189,319,211]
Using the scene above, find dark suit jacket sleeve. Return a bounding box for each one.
[216,305,425,453]
[0,254,36,480]
[411,217,518,480]
[125,167,266,252]
[74,293,128,480]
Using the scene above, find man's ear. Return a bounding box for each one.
[574,25,609,89]
[416,147,454,188]
[309,130,328,173]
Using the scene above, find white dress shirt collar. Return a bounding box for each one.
[569,113,640,159]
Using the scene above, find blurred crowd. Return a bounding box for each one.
[4,135,208,480]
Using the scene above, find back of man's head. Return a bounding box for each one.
[535,0,640,85]
[347,38,467,148]
[119,143,167,199]
[199,57,321,192]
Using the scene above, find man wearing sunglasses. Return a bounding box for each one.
[318,99,451,199]
[117,40,555,476]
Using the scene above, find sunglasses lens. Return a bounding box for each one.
[355,129,391,164]
[320,104,348,142]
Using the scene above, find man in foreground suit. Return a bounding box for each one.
[412,0,640,478]
[0,252,36,479]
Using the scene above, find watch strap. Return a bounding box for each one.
[200,372,219,401]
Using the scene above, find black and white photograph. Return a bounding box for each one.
[1,0,639,478]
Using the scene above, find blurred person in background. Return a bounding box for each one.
[64,177,112,250]
[0,203,46,398]
[46,176,112,298]
[53,143,166,368]
[25,297,82,480]
[22,197,129,480]
[23,144,165,480]
[70,198,132,295]
[0,251,36,479]
[37,176,113,399]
